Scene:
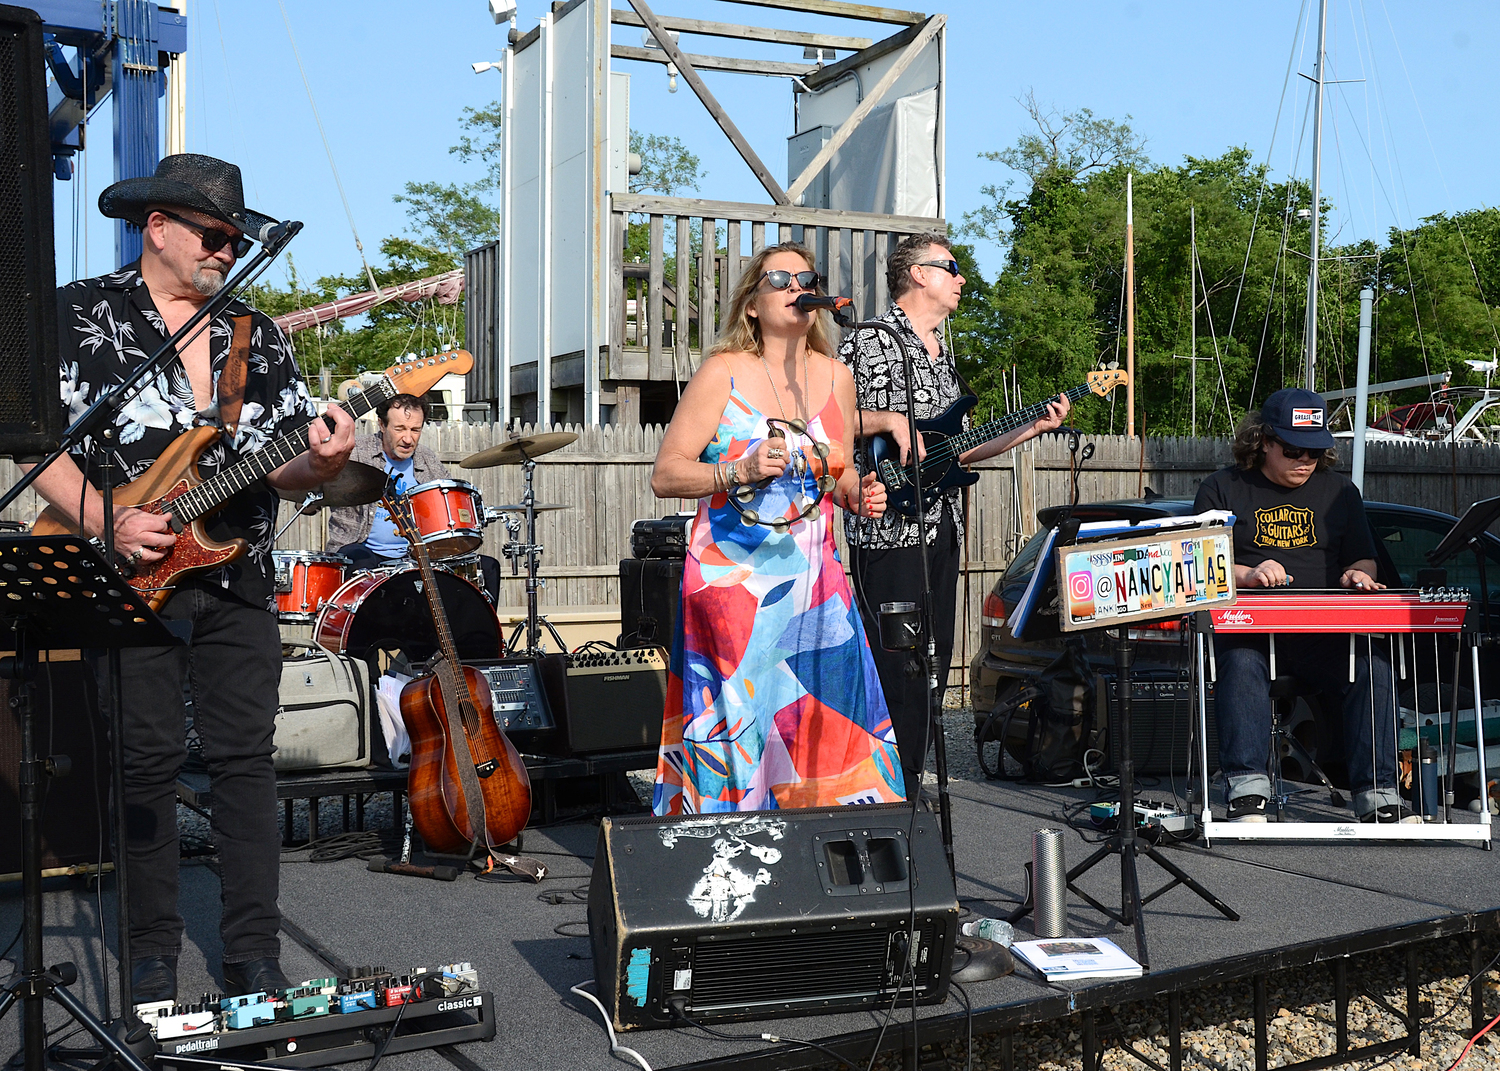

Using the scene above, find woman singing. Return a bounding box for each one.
[649,243,902,814]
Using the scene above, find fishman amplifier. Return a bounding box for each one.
[560,647,667,754]
[589,805,958,1031]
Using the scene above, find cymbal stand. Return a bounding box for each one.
[501,452,567,656]
[272,491,323,543]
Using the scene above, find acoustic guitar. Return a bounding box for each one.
[868,369,1130,517]
[386,491,532,855]
[32,350,473,611]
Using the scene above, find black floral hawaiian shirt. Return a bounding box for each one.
[837,303,967,549]
[56,263,318,609]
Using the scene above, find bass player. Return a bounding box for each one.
[25,155,355,1000]
[840,232,1068,801]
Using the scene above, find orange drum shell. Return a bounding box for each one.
[407,480,483,559]
[274,552,348,623]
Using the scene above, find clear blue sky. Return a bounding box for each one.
[53,0,1500,293]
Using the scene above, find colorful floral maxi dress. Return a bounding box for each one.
[652,384,905,814]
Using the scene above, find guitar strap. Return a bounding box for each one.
[216,315,252,442]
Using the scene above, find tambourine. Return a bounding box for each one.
[726,417,839,532]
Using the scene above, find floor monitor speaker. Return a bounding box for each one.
[589,804,957,1031]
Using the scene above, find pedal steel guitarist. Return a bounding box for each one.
[1193,387,1414,824]
[26,154,356,1001]
[841,232,1068,801]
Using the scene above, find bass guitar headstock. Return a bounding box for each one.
[381,348,473,402]
[1087,368,1130,397]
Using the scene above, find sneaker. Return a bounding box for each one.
[1227,794,1268,822]
[1361,804,1423,824]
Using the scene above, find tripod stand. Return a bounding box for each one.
[0,537,181,1071]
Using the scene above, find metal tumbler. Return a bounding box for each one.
[1031,828,1068,938]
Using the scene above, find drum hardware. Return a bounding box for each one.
[273,459,389,542]
[487,502,569,514]
[475,442,568,657]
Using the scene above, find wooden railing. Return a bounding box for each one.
[607,193,946,387]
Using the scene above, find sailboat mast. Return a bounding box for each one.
[1190,203,1197,437]
[1126,172,1136,438]
[1303,0,1329,390]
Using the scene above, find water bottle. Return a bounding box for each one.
[960,917,1015,946]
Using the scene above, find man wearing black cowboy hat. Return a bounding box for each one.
[26,154,356,1000]
[1194,387,1414,824]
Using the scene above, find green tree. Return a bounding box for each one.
[392,98,504,259]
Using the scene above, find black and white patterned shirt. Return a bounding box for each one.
[838,303,967,549]
[56,263,319,609]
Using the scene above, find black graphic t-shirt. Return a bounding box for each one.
[1193,465,1376,589]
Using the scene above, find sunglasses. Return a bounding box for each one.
[918,259,961,277]
[760,269,821,291]
[1269,436,1325,461]
[156,210,253,258]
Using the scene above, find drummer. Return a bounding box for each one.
[326,393,500,603]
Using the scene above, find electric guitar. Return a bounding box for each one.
[32,349,473,611]
[868,369,1129,517]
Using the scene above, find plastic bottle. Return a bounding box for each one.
[959,918,1015,946]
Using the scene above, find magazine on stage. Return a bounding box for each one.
[1011,936,1144,981]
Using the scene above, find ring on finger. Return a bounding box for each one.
[128,549,143,564]
[767,447,784,459]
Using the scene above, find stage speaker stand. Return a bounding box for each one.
[0,652,109,877]
[589,804,958,1031]
[0,6,62,459]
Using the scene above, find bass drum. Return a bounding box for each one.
[314,566,502,663]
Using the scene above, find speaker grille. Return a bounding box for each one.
[0,27,32,426]
[691,930,894,1008]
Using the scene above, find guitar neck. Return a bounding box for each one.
[168,376,395,524]
[410,542,466,674]
[946,382,1095,458]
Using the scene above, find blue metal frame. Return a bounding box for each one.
[32,1,188,266]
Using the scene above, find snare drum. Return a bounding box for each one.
[405,479,484,558]
[313,565,501,663]
[273,552,348,622]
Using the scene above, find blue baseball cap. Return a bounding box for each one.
[1260,387,1335,449]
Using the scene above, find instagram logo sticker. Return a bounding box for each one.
[1067,570,1094,620]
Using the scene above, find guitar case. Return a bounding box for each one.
[274,640,373,771]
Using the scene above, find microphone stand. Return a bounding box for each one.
[838,310,954,876]
[0,222,301,1027]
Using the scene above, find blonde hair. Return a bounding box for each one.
[712,243,835,359]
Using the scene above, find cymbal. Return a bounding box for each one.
[460,431,578,468]
[487,503,571,514]
[278,460,387,512]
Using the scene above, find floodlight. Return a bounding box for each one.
[489,0,518,23]
[473,61,501,74]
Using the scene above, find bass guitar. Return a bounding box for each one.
[868,369,1129,517]
[32,349,473,611]
[387,491,532,855]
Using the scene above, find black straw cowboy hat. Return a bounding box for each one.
[98,154,274,239]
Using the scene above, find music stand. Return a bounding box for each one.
[0,536,183,1071]
[1008,523,1240,968]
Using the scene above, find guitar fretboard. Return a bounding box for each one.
[883,381,1098,489]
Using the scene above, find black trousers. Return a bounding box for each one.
[100,580,283,966]
[849,511,961,797]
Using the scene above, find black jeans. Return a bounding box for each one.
[99,580,282,966]
[849,511,961,797]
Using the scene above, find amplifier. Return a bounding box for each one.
[466,655,566,752]
[619,558,683,648]
[559,647,667,754]
[589,804,958,1031]
[1106,677,1219,776]
[630,515,692,560]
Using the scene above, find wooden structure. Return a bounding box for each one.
[464,0,948,427]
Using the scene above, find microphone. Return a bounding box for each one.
[795,293,853,312]
[256,219,303,246]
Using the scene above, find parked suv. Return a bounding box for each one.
[969,496,1500,780]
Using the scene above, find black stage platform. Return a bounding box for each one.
[2,776,1497,1070]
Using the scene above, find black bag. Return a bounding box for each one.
[977,644,1096,782]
